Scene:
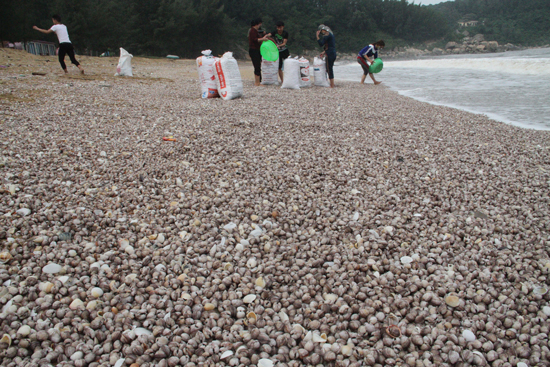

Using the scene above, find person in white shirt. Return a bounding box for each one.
[33,14,84,74]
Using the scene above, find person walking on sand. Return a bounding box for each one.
[33,15,84,75]
[316,25,336,88]
[267,21,289,83]
[358,40,385,85]
[248,18,270,86]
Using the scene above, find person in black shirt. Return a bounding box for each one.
[267,21,289,83]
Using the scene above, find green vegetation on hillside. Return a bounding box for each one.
[2,0,548,57]
[1,0,448,57]
[431,0,550,46]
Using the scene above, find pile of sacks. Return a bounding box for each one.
[281,56,329,89]
[261,55,330,89]
[197,50,243,100]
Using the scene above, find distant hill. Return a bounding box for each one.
[430,0,550,46]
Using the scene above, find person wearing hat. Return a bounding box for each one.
[316,25,336,88]
[249,18,270,86]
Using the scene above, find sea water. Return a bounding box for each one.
[334,47,550,130]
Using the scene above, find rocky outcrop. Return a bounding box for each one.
[331,33,524,61]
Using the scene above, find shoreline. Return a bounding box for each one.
[1,49,550,366]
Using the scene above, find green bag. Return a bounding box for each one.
[260,40,279,62]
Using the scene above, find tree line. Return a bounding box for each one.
[431,0,550,46]
[1,0,450,58]
[2,0,548,58]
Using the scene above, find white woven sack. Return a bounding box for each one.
[196,50,219,98]
[261,58,279,85]
[115,48,133,76]
[214,52,243,100]
[298,57,311,88]
[281,58,300,89]
[313,56,330,87]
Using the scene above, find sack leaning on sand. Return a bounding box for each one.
[214,52,244,101]
[298,57,311,88]
[196,50,220,98]
[313,56,330,87]
[281,58,301,89]
[261,57,279,85]
[115,48,133,77]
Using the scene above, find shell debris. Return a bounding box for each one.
[0,51,549,366]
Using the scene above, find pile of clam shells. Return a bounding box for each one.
[0,51,549,366]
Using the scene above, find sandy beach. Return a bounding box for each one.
[1,48,550,366]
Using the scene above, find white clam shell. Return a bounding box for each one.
[69,299,84,310]
[312,332,327,343]
[42,263,62,274]
[114,358,125,367]
[118,238,129,250]
[341,344,353,356]
[17,325,31,337]
[279,311,289,323]
[250,228,262,237]
[91,287,104,298]
[16,208,31,216]
[543,306,550,316]
[221,350,234,359]
[40,282,54,293]
[400,256,413,265]
[223,222,237,230]
[445,295,460,307]
[255,277,266,288]
[323,293,338,302]
[462,329,476,341]
[243,294,256,304]
[258,359,274,367]
[125,274,137,282]
[293,324,306,333]
[1,333,12,346]
[134,327,152,337]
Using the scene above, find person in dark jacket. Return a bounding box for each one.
[249,18,270,86]
[316,25,336,88]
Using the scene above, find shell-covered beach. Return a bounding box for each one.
[1,49,550,367]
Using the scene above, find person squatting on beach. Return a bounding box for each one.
[316,25,336,88]
[33,15,84,74]
[248,18,270,86]
[267,21,289,83]
[357,40,385,85]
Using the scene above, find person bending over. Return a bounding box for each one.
[33,14,84,74]
[268,21,289,83]
[357,40,385,85]
[248,18,270,86]
[316,25,336,88]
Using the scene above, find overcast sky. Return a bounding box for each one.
[408,0,450,5]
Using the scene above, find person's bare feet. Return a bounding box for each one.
[80,69,85,75]
[374,81,382,85]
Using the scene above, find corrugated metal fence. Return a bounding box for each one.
[25,41,57,56]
